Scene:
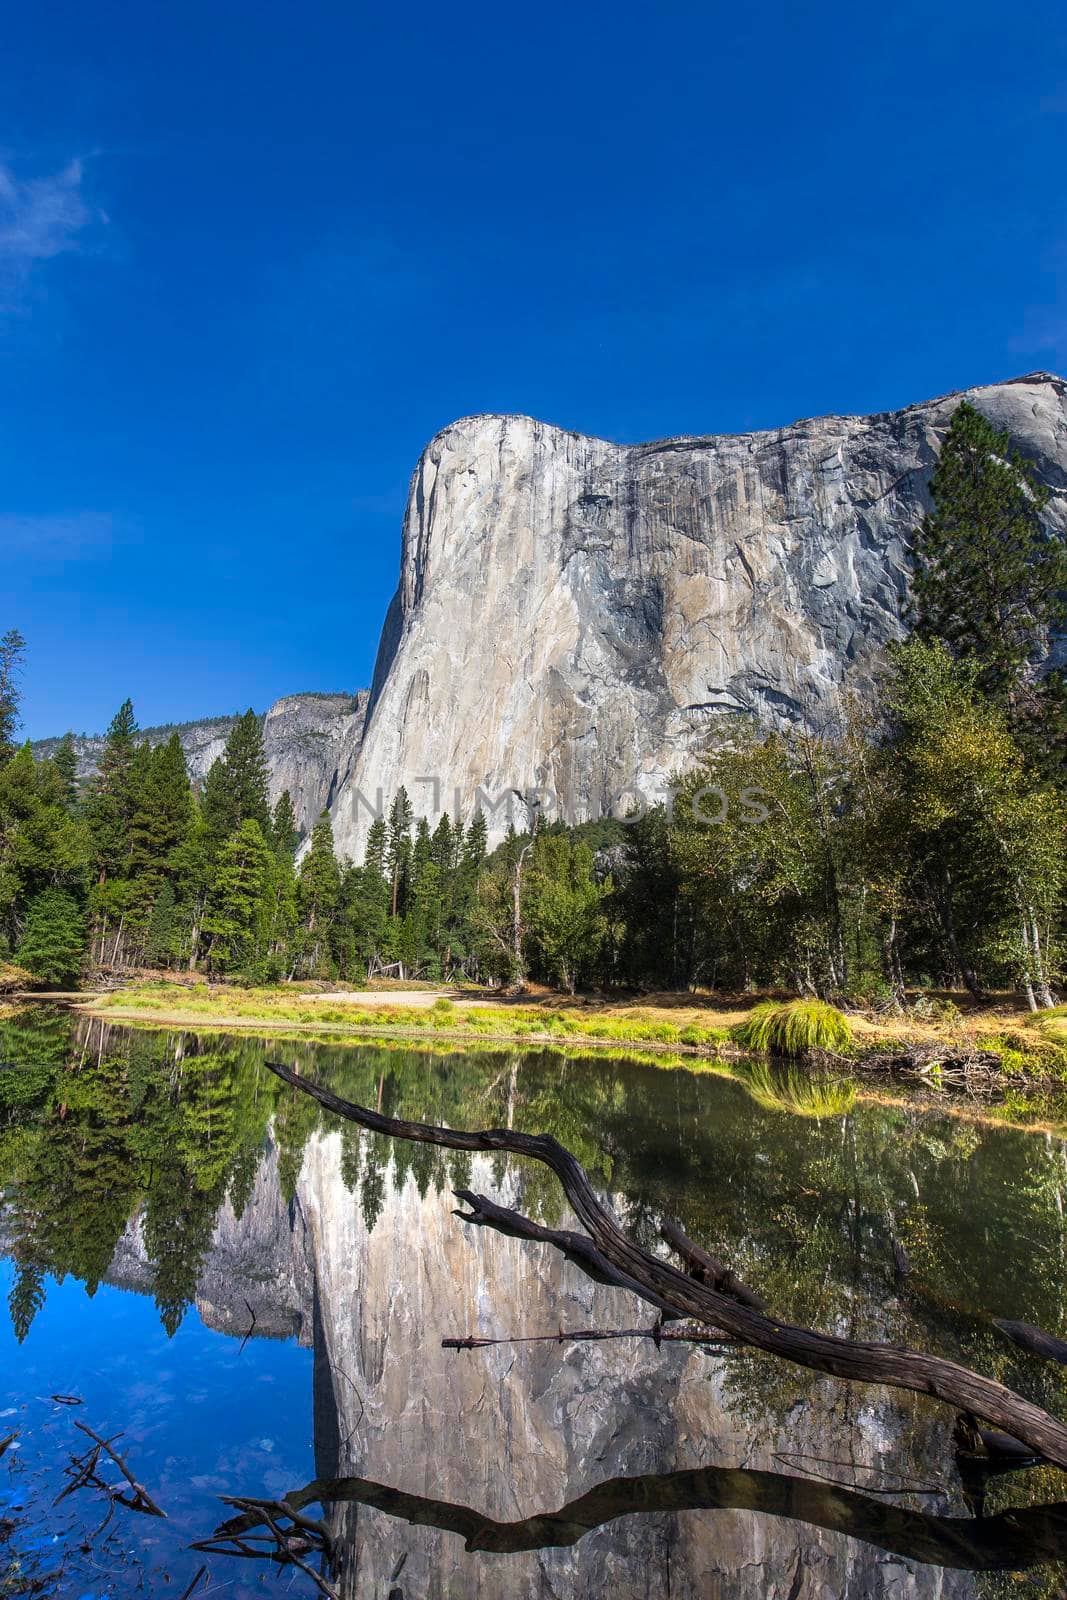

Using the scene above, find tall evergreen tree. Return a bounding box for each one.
[386,787,413,918]
[202,710,270,843]
[52,733,79,811]
[296,812,342,976]
[912,401,1067,707]
[201,819,272,972]
[85,700,140,885]
[271,789,299,859]
[0,629,26,765]
[145,880,178,967]
[16,887,86,985]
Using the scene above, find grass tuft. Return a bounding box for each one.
[733,998,853,1057]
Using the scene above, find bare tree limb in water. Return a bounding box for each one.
[202,1465,1067,1571]
[193,1493,338,1597]
[442,1322,738,1351]
[54,1422,167,1522]
[265,1059,1067,1468]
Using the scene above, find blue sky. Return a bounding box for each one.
[3,0,1066,739]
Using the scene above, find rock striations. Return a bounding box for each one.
[330,372,1067,856]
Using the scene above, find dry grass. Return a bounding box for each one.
[75,979,1067,1079]
[0,961,36,995]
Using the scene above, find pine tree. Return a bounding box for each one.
[344,817,390,972]
[169,808,213,970]
[912,401,1066,705]
[8,1258,45,1343]
[202,710,270,843]
[0,629,26,765]
[296,812,341,976]
[202,819,272,972]
[0,746,91,954]
[386,787,413,918]
[128,735,194,916]
[453,810,488,976]
[85,699,140,884]
[145,880,178,967]
[16,887,86,985]
[271,789,299,859]
[52,733,79,810]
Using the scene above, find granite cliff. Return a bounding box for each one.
[331,372,1067,856]
[36,374,1067,860]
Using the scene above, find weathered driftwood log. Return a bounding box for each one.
[659,1217,766,1310]
[954,1412,1044,1468]
[993,1319,1067,1366]
[453,1188,682,1317]
[265,1060,1067,1469]
[208,1465,1067,1570]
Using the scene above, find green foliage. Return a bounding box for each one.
[202,818,273,971]
[51,732,79,809]
[522,830,611,992]
[734,998,853,1057]
[0,628,26,764]
[912,400,1065,703]
[202,709,271,843]
[271,789,299,859]
[16,888,86,984]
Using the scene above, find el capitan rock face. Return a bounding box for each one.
[36,374,1067,859]
[331,372,1067,855]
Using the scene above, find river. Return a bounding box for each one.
[1,1008,1066,1598]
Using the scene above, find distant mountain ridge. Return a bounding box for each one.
[34,690,369,838]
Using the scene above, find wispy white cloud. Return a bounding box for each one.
[0,511,114,556]
[0,156,104,310]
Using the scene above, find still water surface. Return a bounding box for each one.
[1,1009,1066,1597]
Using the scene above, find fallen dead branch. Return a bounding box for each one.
[207,1464,1067,1570]
[266,1058,1067,1469]
[854,1042,1031,1089]
[659,1217,765,1309]
[994,1319,1067,1366]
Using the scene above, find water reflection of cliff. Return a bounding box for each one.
[3,1012,1067,1597]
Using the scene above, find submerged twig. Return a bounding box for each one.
[178,1565,209,1600]
[193,1493,337,1598]
[54,1421,167,1524]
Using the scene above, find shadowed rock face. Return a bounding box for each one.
[261,691,370,836]
[332,373,1067,855]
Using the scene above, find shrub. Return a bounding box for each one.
[733,998,853,1057]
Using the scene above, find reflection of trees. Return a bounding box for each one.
[0,1013,282,1339]
[4,1011,1067,1436]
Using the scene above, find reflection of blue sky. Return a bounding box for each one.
[0,1260,315,1596]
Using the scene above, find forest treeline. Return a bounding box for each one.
[1,400,1065,1006]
